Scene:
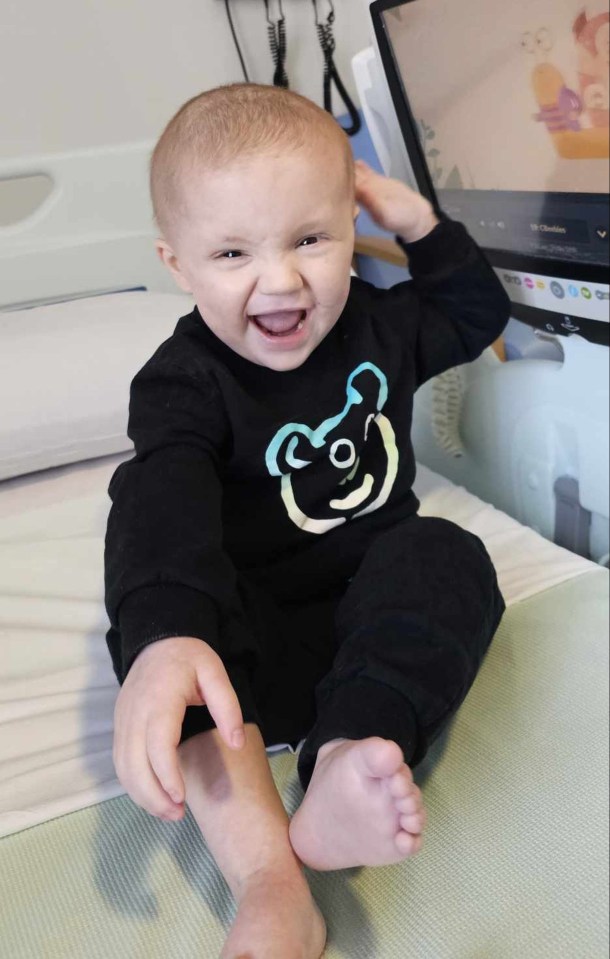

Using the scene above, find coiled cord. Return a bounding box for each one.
[265,1,289,88]
[312,0,361,135]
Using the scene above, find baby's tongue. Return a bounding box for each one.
[254,310,303,334]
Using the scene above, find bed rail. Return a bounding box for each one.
[0,143,174,309]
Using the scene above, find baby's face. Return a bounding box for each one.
[158,147,357,370]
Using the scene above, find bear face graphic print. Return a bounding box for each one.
[265,363,399,534]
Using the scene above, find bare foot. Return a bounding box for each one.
[289,737,426,871]
[220,867,326,959]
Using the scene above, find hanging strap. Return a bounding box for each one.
[312,0,361,136]
[264,0,289,88]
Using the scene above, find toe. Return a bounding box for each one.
[394,830,423,858]
[400,811,426,835]
[396,791,421,814]
[358,738,404,779]
[388,765,414,799]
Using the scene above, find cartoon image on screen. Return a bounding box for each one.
[574,10,609,126]
[382,0,609,193]
[527,11,609,158]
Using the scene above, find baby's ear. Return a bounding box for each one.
[155,239,193,293]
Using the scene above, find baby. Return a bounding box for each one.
[104,83,509,958]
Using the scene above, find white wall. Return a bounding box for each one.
[1,0,373,159]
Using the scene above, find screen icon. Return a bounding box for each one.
[581,287,593,300]
[536,280,545,290]
[550,281,565,299]
[568,285,579,297]
[524,277,535,289]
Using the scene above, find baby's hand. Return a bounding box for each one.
[355,159,439,244]
[113,636,245,820]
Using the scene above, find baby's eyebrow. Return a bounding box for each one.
[215,219,330,246]
[298,220,328,233]
[218,235,250,245]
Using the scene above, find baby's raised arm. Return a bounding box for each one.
[354,159,439,243]
[354,160,511,385]
[113,636,245,819]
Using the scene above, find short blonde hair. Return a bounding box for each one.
[150,83,354,240]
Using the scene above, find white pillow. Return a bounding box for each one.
[0,291,193,481]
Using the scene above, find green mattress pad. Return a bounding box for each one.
[1,571,608,959]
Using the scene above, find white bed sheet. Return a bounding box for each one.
[0,453,598,838]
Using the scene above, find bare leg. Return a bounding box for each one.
[178,724,326,959]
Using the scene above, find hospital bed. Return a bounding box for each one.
[1,144,608,958]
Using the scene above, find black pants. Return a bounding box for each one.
[180,516,505,790]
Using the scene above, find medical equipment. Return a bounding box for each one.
[312,0,361,133]
[353,0,610,563]
[265,0,289,87]
[222,0,362,129]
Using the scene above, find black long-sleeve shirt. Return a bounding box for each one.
[105,219,510,683]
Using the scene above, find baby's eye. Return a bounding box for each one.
[299,236,320,247]
[218,250,243,260]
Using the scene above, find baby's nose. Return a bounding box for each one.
[258,256,304,296]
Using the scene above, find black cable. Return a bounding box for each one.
[224,0,250,82]
[264,0,289,87]
[312,0,361,136]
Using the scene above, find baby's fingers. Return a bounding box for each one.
[197,659,245,751]
[354,158,375,175]
[114,704,183,819]
[147,710,187,808]
[354,159,376,192]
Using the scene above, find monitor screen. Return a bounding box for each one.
[371,0,609,343]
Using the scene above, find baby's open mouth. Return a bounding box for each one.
[250,310,307,337]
